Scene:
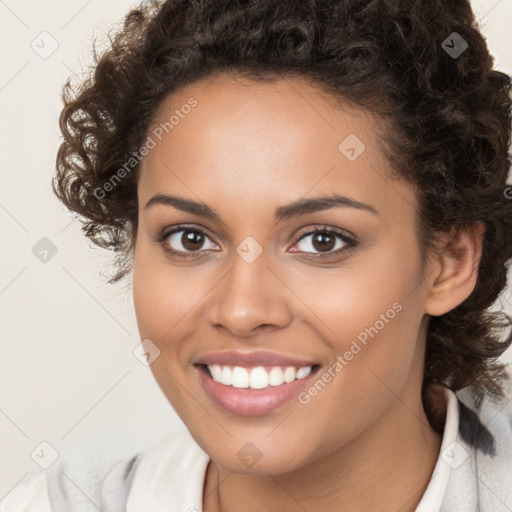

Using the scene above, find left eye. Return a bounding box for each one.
[292,228,355,255]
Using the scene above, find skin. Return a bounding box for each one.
[132,73,485,512]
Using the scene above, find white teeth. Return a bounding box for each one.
[268,367,285,386]
[296,366,312,379]
[232,366,249,388]
[283,366,296,383]
[221,366,233,386]
[249,367,269,389]
[206,364,313,388]
[210,364,222,382]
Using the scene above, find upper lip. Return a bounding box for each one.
[195,350,319,368]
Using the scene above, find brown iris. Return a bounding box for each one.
[182,230,205,251]
[311,231,336,252]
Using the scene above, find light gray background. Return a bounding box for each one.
[1,0,511,497]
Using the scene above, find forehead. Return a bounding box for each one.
[138,73,415,221]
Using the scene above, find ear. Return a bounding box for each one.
[424,222,486,317]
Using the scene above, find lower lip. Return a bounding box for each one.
[197,365,319,416]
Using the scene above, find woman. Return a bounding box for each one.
[3,0,512,510]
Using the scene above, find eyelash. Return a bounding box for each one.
[153,224,358,259]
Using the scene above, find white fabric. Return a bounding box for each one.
[2,386,511,512]
[0,472,49,512]
[415,387,459,511]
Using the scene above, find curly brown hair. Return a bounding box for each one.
[52,0,512,434]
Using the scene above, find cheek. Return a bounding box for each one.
[284,236,424,344]
[132,244,211,341]
[289,242,426,400]
[132,247,204,411]
[132,246,223,410]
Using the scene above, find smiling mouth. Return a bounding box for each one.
[197,363,321,389]
[194,352,322,416]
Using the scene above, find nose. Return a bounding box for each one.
[207,249,292,338]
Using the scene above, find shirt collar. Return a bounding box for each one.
[414,386,461,511]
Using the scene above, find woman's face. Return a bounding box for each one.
[132,74,434,474]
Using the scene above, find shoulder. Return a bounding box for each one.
[0,455,140,512]
[126,429,210,511]
[0,471,51,512]
[456,383,512,457]
[0,430,205,512]
[449,384,512,509]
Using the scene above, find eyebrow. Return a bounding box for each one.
[144,192,379,221]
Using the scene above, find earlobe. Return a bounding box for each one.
[424,222,486,317]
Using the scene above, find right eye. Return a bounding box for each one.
[157,226,220,258]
